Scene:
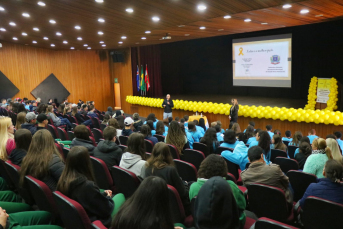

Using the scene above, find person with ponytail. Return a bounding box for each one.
[303,138,333,178]
[300,160,343,208]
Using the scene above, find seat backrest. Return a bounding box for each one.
[47,124,58,139]
[287,170,317,202]
[118,145,127,152]
[89,136,97,147]
[287,146,298,159]
[71,123,78,130]
[303,197,343,229]
[153,134,165,142]
[82,114,90,120]
[193,142,209,157]
[144,139,154,153]
[255,217,299,229]
[0,160,14,188]
[91,128,104,143]
[247,183,289,222]
[53,191,92,229]
[167,144,180,159]
[222,157,240,180]
[183,149,205,170]
[226,173,237,184]
[67,131,75,140]
[110,166,141,199]
[215,146,233,154]
[55,143,65,159]
[119,136,128,146]
[62,147,70,159]
[274,157,299,174]
[283,141,290,147]
[90,157,113,190]
[71,116,78,124]
[92,117,101,129]
[174,159,197,182]
[57,127,69,141]
[270,149,287,163]
[168,185,186,224]
[100,124,107,131]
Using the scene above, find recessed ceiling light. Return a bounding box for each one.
[84,44,88,47]
[118,41,123,44]
[283,4,292,9]
[185,34,190,36]
[87,47,91,49]
[0,6,4,11]
[99,41,104,44]
[77,37,82,40]
[51,44,55,47]
[0,28,6,32]
[43,37,48,40]
[218,29,224,31]
[70,47,75,49]
[22,32,28,36]
[13,37,18,40]
[75,25,81,30]
[56,32,62,36]
[261,22,268,25]
[152,16,160,22]
[98,31,104,35]
[197,4,207,11]
[121,36,127,39]
[244,18,251,22]
[145,31,151,34]
[141,37,146,40]
[49,19,56,24]
[224,15,231,19]
[37,1,46,6]
[63,41,68,44]
[22,13,30,17]
[102,44,106,47]
[126,8,133,13]
[300,9,309,14]
[98,18,105,23]
[9,22,16,26]
[33,27,39,31]
[95,0,103,2]
[32,41,37,44]
[199,26,206,29]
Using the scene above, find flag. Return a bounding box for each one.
[136,65,140,91]
[140,65,145,92]
[145,65,150,91]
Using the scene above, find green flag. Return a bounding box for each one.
[140,65,145,91]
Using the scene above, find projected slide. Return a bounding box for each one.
[233,34,292,88]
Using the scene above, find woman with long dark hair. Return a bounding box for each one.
[146,120,156,136]
[200,128,220,156]
[155,121,166,136]
[144,113,158,129]
[198,118,207,132]
[245,126,256,145]
[289,131,302,146]
[271,134,287,151]
[166,121,187,154]
[295,142,312,169]
[257,131,272,164]
[140,125,158,145]
[229,98,239,124]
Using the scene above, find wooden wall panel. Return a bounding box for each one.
[130,104,343,138]
[0,42,113,111]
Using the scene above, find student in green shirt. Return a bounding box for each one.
[189,154,246,227]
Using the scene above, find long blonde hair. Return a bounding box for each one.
[317,138,333,160]
[15,112,26,130]
[0,117,14,160]
[326,138,343,165]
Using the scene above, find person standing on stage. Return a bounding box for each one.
[229,98,239,124]
[162,94,174,119]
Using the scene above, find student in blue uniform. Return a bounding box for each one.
[143,113,158,129]
[282,130,293,142]
[220,130,240,149]
[188,122,201,142]
[243,121,255,133]
[215,125,224,142]
[193,120,205,137]
[266,125,274,139]
[307,129,319,144]
[245,126,256,145]
[334,131,343,152]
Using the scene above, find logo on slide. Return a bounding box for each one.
[239,47,244,56]
[270,55,280,65]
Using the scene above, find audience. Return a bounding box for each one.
[93,126,122,169]
[326,138,343,165]
[132,113,143,131]
[289,131,302,146]
[165,121,188,155]
[282,130,292,142]
[140,125,158,145]
[108,118,122,137]
[274,129,281,136]
[70,125,95,155]
[266,125,274,139]
[9,129,32,166]
[220,130,239,149]
[183,115,189,127]
[21,112,37,135]
[245,126,256,145]
[193,120,205,137]
[105,106,114,117]
[223,140,249,171]
[271,134,287,151]
[15,112,26,130]
[122,117,134,136]
[46,105,72,130]
[175,116,180,122]
[101,114,111,125]
[146,120,156,135]
[200,128,220,156]
[71,106,85,124]
[334,131,343,151]
[119,133,147,177]
[295,142,312,169]
[294,136,311,157]
[57,146,114,227]
[19,129,65,191]
[155,121,166,136]
[87,105,98,118]
[162,118,170,132]
[145,113,158,129]
[326,134,336,140]
[180,123,193,149]
[0,117,15,160]
[244,121,255,133]
[214,125,224,141]
[188,121,201,142]
[198,118,207,132]
[36,114,49,132]
[80,104,88,115]
[303,138,333,178]
[299,159,343,208]
[307,129,319,144]
[249,130,272,164]
[232,123,241,135]
[217,120,225,133]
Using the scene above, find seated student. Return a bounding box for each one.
[80,104,88,115]
[37,104,48,115]
[193,120,205,137]
[303,138,333,178]
[115,115,125,130]
[307,129,319,144]
[20,129,65,191]
[155,121,167,136]
[180,123,193,149]
[163,118,169,133]
[46,105,72,130]
[300,159,343,208]
[47,98,53,105]
[192,177,241,229]
[271,134,287,151]
[188,122,201,143]
[93,126,122,169]
[334,131,343,151]
[326,134,336,140]
[63,106,71,116]
[122,117,134,137]
[189,154,246,226]
[146,120,156,136]
[249,131,271,165]
[198,118,207,132]
[273,129,281,136]
[282,130,293,142]
[140,125,158,146]
[220,130,240,149]
[183,115,189,127]
[241,146,292,204]
[108,118,122,137]
[24,100,31,111]
[0,117,16,159]
[237,132,248,144]
[141,142,191,216]
[165,121,188,155]
[112,176,181,229]
[232,123,241,135]
[217,120,225,133]
[180,118,186,125]
[215,125,224,142]
[326,138,343,165]
[71,106,85,124]
[175,116,180,123]
[222,141,249,171]
[105,106,114,117]
[57,146,115,228]
[70,125,95,155]
[15,112,26,130]
[168,117,173,124]
[200,128,220,156]
[31,100,38,112]
[245,126,256,145]
[21,112,37,135]
[144,113,158,129]
[119,133,147,177]
[101,114,110,125]
[9,129,32,166]
[266,125,274,139]
[112,110,122,119]
[243,121,255,133]
[211,121,217,128]
[289,131,302,146]
[36,114,49,132]
[87,105,98,118]
[295,142,312,170]
[132,113,143,132]
[294,136,311,157]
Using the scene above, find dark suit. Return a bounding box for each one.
[230,105,239,123]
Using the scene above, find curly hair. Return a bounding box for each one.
[197,154,228,179]
[166,121,185,154]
